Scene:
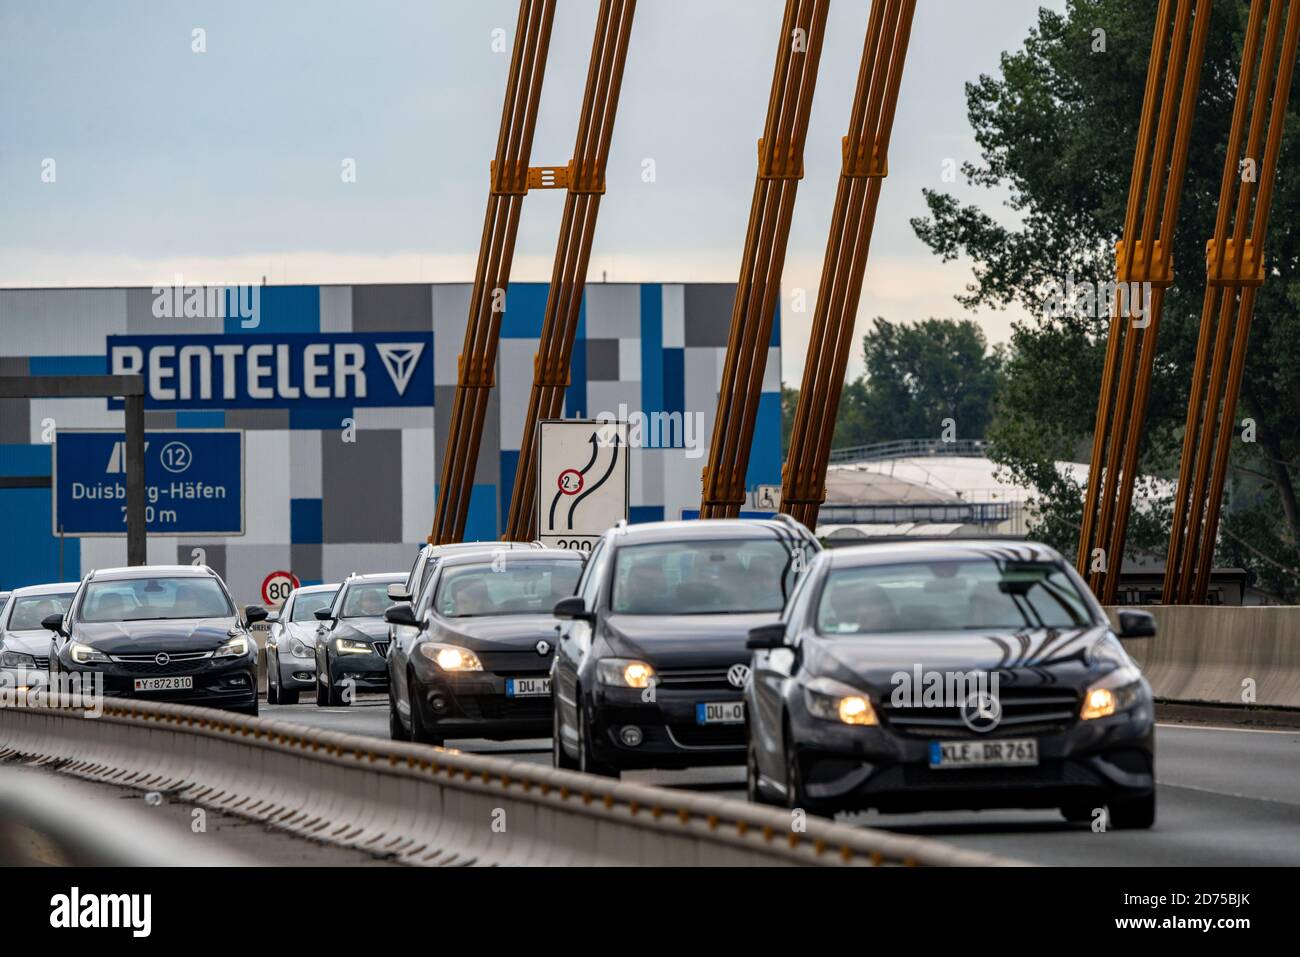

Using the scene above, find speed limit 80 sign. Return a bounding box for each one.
[261,570,300,606]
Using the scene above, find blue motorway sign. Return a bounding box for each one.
[53,430,244,536]
[105,332,433,410]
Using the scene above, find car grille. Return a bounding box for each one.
[459,696,551,721]
[109,650,214,673]
[656,667,737,692]
[372,640,390,659]
[880,687,1079,738]
[477,650,552,676]
[31,656,50,669]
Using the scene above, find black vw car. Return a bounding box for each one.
[44,565,266,715]
[551,517,820,776]
[744,540,1157,828]
[314,572,404,706]
[385,550,583,745]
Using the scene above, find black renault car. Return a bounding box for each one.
[744,540,1157,828]
[44,565,266,715]
[385,549,583,745]
[313,572,404,706]
[551,517,820,776]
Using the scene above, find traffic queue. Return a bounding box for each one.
[0,515,1157,827]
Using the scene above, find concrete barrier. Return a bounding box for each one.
[0,696,1021,867]
[1113,605,1300,709]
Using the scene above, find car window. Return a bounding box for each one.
[579,541,609,609]
[291,590,337,622]
[338,582,394,619]
[434,560,582,618]
[80,577,233,623]
[6,592,76,631]
[611,538,797,615]
[815,559,1095,635]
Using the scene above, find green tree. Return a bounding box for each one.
[911,0,1300,599]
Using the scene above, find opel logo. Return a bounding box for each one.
[535,639,551,656]
[727,663,751,689]
[960,690,1002,733]
[154,653,170,666]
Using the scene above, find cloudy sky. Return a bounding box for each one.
[0,0,1064,381]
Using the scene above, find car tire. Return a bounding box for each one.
[315,663,330,707]
[1109,792,1156,830]
[746,734,778,805]
[236,694,259,717]
[783,724,822,815]
[389,690,409,741]
[577,698,617,778]
[408,679,443,747]
[552,697,579,770]
[266,652,281,705]
[280,687,300,706]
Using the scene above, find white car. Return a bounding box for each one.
[264,583,339,704]
[0,581,80,692]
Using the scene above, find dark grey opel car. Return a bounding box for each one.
[744,540,1156,828]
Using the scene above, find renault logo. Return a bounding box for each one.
[727,664,751,689]
[535,640,551,656]
[960,690,1002,733]
[154,653,170,666]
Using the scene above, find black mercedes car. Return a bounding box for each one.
[385,549,583,745]
[744,540,1157,828]
[313,572,404,706]
[44,565,266,715]
[551,516,820,776]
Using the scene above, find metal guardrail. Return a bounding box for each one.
[0,696,1023,867]
[828,438,990,464]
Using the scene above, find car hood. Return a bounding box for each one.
[281,621,320,644]
[1,629,53,656]
[807,624,1110,689]
[606,612,780,668]
[332,618,390,643]
[433,614,560,652]
[72,618,241,654]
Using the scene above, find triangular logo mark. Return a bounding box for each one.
[377,342,426,396]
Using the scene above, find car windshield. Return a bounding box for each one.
[7,593,75,630]
[291,590,337,622]
[611,538,798,615]
[816,558,1096,635]
[339,583,396,619]
[435,560,581,618]
[80,577,233,623]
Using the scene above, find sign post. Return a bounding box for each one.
[535,420,629,551]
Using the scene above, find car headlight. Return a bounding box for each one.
[1081,665,1144,720]
[803,677,878,726]
[289,638,312,659]
[213,635,251,659]
[0,650,37,669]
[418,643,482,671]
[69,642,110,665]
[335,638,373,655]
[596,658,656,689]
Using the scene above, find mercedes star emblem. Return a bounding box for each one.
[960,690,1002,733]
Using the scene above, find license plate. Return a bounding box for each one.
[133,676,193,692]
[696,701,745,725]
[929,738,1038,768]
[505,677,550,697]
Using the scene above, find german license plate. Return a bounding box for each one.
[506,677,550,697]
[696,701,745,725]
[929,738,1038,768]
[133,676,193,692]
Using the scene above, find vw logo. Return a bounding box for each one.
[960,690,1002,733]
[535,639,551,656]
[727,663,751,689]
[154,653,171,666]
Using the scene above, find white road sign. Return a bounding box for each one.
[536,420,629,551]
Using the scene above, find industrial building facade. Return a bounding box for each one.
[0,282,782,601]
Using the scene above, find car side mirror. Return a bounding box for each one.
[553,596,594,623]
[265,611,281,624]
[41,613,65,635]
[387,583,412,603]
[1117,609,1156,639]
[384,603,420,627]
[314,608,334,621]
[747,622,787,650]
[244,605,269,626]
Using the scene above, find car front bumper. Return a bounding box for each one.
[275,651,317,691]
[410,659,552,740]
[59,654,258,712]
[325,652,388,692]
[587,684,748,770]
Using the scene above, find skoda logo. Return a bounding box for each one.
[535,639,551,656]
[960,690,1002,733]
[154,653,170,666]
[727,664,751,689]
